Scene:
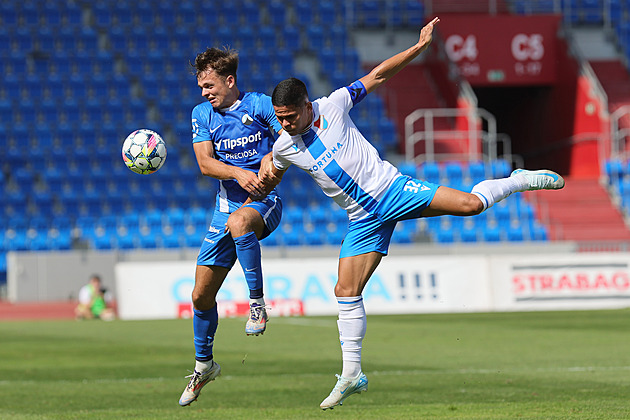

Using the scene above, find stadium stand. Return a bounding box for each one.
[6,0,630,287]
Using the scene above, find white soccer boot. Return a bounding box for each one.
[511,169,565,191]
[245,302,268,336]
[178,360,221,406]
[320,372,368,410]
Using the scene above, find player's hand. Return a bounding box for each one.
[235,168,266,196]
[258,154,280,185]
[418,17,439,49]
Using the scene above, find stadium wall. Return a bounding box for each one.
[8,245,630,318]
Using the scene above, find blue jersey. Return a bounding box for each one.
[192,91,282,212]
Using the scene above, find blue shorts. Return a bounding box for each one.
[197,196,283,268]
[339,176,438,259]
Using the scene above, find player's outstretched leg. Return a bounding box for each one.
[245,299,268,336]
[511,169,565,191]
[320,372,368,410]
[179,360,221,406]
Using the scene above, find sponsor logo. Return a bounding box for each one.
[208,226,221,234]
[225,149,259,160]
[216,131,263,150]
[242,114,254,125]
[309,142,344,173]
[209,124,222,133]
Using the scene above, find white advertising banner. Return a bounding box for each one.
[115,256,491,320]
[490,253,630,311]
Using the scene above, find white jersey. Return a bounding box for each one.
[273,82,403,221]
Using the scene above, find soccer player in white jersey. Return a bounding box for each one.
[178,47,283,407]
[256,17,565,409]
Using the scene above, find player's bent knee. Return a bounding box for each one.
[191,289,215,311]
[334,282,358,297]
[463,194,484,216]
[226,213,250,235]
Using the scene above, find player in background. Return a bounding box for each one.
[179,47,283,407]
[256,17,565,409]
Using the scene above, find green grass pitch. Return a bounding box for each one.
[1,309,629,419]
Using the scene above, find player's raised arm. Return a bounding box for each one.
[358,16,439,94]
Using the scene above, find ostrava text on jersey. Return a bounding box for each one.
[192,91,282,212]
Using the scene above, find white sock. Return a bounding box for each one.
[195,359,213,372]
[336,296,366,379]
[471,176,527,210]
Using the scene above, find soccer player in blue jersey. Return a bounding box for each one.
[257,17,565,409]
[179,47,283,407]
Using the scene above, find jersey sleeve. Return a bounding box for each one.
[257,94,282,134]
[272,142,291,171]
[191,104,212,143]
[327,80,368,112]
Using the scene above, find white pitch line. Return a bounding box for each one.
[1,366,629,386]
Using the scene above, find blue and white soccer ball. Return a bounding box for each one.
[122,129,167,175]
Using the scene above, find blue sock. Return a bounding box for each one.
[193,306,218,361]
[234,231,264,299]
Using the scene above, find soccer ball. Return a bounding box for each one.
[122,129,167,175]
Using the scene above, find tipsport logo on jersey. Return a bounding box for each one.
[215,130,263,150]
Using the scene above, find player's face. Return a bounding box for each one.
[197,69,236,109]
[274,102,313,136]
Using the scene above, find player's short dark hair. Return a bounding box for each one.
[193,47,238,82]
[272,78,309,107]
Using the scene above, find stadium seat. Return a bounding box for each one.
[138,232,158,249]
[482,224,502,242]
[420,161,441,184]
[282,26,301,52]
[48,230,72,251]
[445,162,464,185]
[491,159,511,178]
[116,233,136,250]
[269,0,287,26]
[435,226,455,243]
[506,222,525,242]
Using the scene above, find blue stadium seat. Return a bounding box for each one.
[530,222,548,241]
[5,231,28,251]
[482,224,501,242]
[445,162,464,185]
[48,230,72,250]
[94,234,113,250]
[162,232,182,249]
[116,233,136,250]
[156,2,176,26]
[138,232,158,249]
[0,5,17,28]
[398,162,417,178]
[28,233,49,251]
[420,161,440,184]
[491,159,511,178]
[435,226,455,243]
[507,223,525,242]
[112,3,133,27]
[282,26,301,52]
[269,0,287,26]
[94,3,113,27]
[62,3,82,26]
[460,223,478,242]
